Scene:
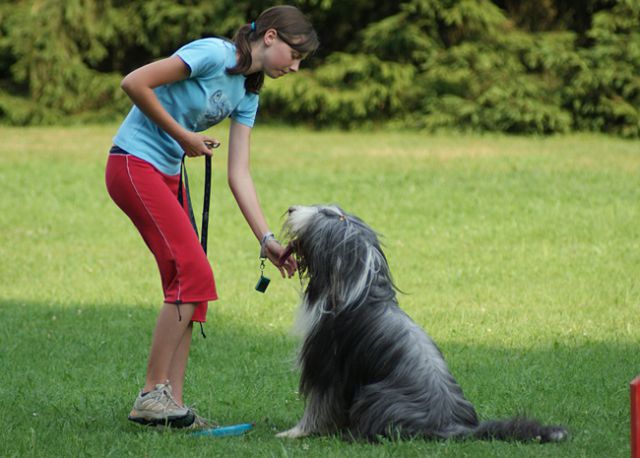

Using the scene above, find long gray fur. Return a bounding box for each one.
[278,205,568,443]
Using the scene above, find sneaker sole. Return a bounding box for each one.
[128,410,195,428]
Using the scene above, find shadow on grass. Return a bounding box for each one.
[0,299,633,458]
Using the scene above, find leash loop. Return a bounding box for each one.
[177,147,216,254]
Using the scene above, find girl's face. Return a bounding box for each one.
[261,30,305,78]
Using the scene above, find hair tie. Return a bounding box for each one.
[250,21,256,31]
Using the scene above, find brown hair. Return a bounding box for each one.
[226,5,319,94]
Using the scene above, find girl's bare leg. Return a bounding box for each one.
[143,302,196,399]
[166,320,193,405]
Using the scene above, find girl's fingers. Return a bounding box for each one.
[283,258,296,277]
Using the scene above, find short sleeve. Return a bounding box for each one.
[174,39,226,78]
[231,92,259,128]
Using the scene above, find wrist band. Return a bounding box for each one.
[260,232,277,258]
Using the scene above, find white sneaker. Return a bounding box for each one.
[128,382,195,428]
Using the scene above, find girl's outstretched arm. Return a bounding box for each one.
[227,120,296,277]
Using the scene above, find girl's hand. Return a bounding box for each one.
[179,131,221,157]
[264,240,297,278]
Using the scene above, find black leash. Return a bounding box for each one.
[177,146,217,337]
[177,155,200,244]
[177,150,215,254]
[201,155,211,255]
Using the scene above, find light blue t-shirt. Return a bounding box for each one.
[113,38,259,175]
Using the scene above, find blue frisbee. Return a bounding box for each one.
[191,423,254,437]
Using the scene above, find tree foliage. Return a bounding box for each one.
[0,0,638,136]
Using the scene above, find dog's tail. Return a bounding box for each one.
[462,417,568,443]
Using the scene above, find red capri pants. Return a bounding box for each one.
[105,151,217,322]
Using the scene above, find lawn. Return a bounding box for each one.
[0,124,638,457]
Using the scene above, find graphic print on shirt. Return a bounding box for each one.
[195,90,232,131]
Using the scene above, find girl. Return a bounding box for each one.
[105,5,319,428]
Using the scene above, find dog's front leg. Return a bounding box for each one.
[276,424,309,439]
[276,403,318,439]
[277,390,340,439]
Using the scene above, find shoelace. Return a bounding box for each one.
[146,383,182,412]
[160,387,184,411]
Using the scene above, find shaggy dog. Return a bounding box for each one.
[276,205,568,443]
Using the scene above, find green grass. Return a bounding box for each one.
[0,124,638,457]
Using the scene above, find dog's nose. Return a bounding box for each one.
[288,206,297,214]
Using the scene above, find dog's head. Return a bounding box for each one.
[282,205,396,311]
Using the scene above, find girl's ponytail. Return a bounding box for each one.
[227,23,264,93]
[226,5,318,94]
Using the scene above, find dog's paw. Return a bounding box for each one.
[276,426,308,439]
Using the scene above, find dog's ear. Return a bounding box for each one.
[301,208,395,310]
[326,239,380,311]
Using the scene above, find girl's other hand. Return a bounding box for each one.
[179,131,220,157]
